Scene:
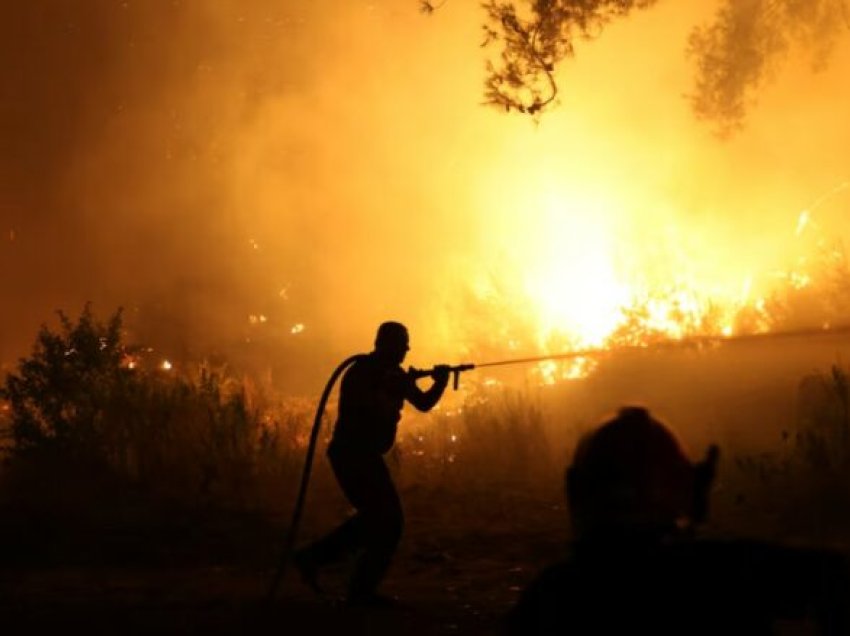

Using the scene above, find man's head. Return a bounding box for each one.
[374,321,410,366]
[566,406,718,540]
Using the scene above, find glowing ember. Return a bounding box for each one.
[290,323,305,335]
[161,360,173,371]
[537,357,597,385]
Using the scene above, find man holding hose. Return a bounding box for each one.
[294,321,450,607]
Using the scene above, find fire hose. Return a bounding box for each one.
[267,322,850,602]
[266,353,364,603]
[265,355,473,603]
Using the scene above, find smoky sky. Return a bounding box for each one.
[2,1,849,392]
[0,1,348,383]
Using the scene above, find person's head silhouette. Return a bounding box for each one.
[510,407,846,636]
[374,321,410,366]
[566,406,718,541]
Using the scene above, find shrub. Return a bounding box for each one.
[720,364,850,540]
[0,305,311,509]
[796,364,850,472]
[397,387,557,491]
[1,304,131,457]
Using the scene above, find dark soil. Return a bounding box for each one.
[0,481,568,635]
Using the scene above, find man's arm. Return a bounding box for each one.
[405,365,450,412]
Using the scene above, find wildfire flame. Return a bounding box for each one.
[465,174,847,384]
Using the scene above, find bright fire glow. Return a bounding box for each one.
[521,187,630,348]
[462,163,841,383]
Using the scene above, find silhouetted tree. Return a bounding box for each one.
[479,0,657,114]
[688,0,850,134]
[424,0,850,131]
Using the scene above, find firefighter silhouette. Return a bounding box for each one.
[508,406,849,635]
[293,322,449,606]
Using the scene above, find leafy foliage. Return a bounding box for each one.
[724,364,850,538]
[424,0,849,129]
[0,305,313,508]
[688,0,850,135]
[479,0,657,114]
[1,304,131,455]
[795,364,850,472]
[419,0,448,15]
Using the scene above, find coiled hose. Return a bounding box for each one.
[266,353,366,603]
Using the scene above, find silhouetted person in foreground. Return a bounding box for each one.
[508,406,849,635]
[294,321,450,607]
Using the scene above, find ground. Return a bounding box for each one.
[0,484,567,635]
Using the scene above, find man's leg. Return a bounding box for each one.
[299,514,362,565]
[293,514,362,593]
[301,448,403,601]
[345,456,404,602]
[292,448,370,592]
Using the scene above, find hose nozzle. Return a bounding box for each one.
[408,363,476,390]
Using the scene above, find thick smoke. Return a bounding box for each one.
[0,0,485,389]
[1,1,849,393]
